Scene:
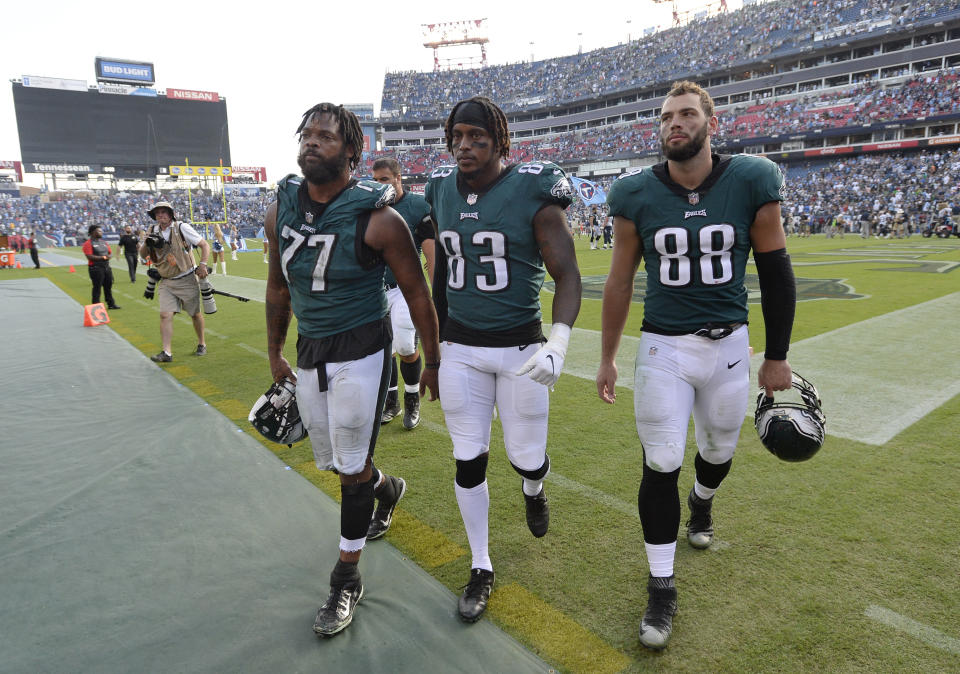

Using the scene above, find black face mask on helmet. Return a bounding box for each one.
[248,378,306,447]
[755,372,826,462]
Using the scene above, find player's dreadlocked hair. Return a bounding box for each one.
[444,96,511,159]
[295,102,364,171]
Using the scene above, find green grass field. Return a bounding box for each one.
[21,234,960,673]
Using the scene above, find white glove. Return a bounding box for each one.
[516,323,571,387]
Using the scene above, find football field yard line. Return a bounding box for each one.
[865,605,960,655]
[418,415,638,519]
[556,291,960,446]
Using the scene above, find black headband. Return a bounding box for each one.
[451,100,490,130]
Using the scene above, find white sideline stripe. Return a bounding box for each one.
[865,605,960,655]
[749,291,960,445]
[549,472,636,518]
[556,292,960,446]
[236,343,269,359]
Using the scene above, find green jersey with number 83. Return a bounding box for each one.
[275,174,394,339]
[606,154,784,333]
[425,160,573,332]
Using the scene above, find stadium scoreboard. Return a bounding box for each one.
[12,81,231,178]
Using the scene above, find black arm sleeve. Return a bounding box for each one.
[754,248,796,360]
[432,241,448,340]
[413,215,435,246]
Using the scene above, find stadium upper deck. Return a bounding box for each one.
[381,0,960,122]
[377,0,960,167]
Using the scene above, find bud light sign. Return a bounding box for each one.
[95,58,155,85]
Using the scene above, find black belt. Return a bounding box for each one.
[384,282,399,290]
[693,322,744,340]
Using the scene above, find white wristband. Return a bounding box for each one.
[545,323,571,355]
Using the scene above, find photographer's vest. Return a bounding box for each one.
[151,222,196,279]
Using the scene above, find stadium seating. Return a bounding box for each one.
[380,0,960,121]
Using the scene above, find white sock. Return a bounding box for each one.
[693,481,717,501]
[455,481,491,572]
[404,383,420,394]
[645,541,677,577]
[339,535,366,553]
[219,261,227,275]
[522,478,543,497]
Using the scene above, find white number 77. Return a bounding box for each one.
[280,225,337,292]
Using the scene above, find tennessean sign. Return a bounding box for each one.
[166,88,220,103]
[29,162,101,173]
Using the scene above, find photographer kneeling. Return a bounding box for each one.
[140,201,211,363]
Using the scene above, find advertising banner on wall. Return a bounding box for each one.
[22,76,87,92]
[166,88,220,103]
[95,58,155,85]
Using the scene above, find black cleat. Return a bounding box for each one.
[639,575,677,650]
[313,581,363,637]
[402,392,421,430]
[686,488,714,550]
[366,476,406,540]
[458,568,494,623]
[150,351,173,363]
[523,483,549,538]
[194,344,207,357]
[380,393,400,424]
[107,304,121,310]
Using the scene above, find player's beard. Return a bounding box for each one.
[298,147,350,184]
[661,120,709,162]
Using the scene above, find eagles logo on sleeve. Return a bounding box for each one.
[551,176,574,200]
[371,182,396,209]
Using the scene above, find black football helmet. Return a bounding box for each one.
[754,372,826,462]
[248,378,307,446]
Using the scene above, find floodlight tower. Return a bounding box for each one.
[653,0,728,27]
[422,19,489,71]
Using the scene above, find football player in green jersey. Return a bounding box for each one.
[264,103,440,638]
[426,96,582,624]
[371,157,436,433]
[596,81,796,650]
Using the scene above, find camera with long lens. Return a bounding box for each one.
[145,232,164,249]
[144,267,161,299]
[197,277,218,314]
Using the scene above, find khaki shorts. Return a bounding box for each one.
[158,273,201,315]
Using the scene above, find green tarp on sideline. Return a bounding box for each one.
[0,278,549,673]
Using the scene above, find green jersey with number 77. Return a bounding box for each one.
[606,153,785,333]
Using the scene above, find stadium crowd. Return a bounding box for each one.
[780,147,960,235]
[363,69,960,172]
[381,0,960,120]
[0,189,271,244]
[4,148,955,247]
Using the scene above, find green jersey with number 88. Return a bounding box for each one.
[425,160,573,332]
[606,154,784,333]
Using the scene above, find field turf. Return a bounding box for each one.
[24,233,960,673]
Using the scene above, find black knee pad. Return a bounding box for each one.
[510,454,550,481]
[637,458,681,545]
[340,475,376,541]
[694,453,732,490]
[455,453,489,489]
